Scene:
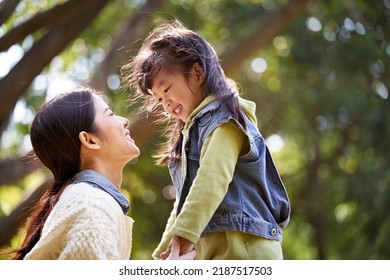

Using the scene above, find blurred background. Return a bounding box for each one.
[0,0,389,260]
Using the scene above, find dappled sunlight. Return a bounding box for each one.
[334,202,357,224]
[338,157,357,175]
[107,74,121,90]
[141,189,156,204]
[0,186,23,216]
[265,134,284,152]
[273,36,291,57]
[268,135,303,177]
[322,20,339,42]
[0,45,23,77]
[0,170,48,216]
[162,184,176,200]
[306,17,322,32]
[251,57,267,73]
[373,80,388,99]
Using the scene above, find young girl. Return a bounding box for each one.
[7,87,195,260]
[122,20,291,260]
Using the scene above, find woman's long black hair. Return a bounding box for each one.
[11,87,100,259]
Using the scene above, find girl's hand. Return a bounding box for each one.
[161,235,195,260]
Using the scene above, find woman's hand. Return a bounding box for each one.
[162,235,195,260]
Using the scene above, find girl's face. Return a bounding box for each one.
[92,95,140,163]
[149,64,205,122]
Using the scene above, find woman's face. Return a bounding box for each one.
[92,95,140,163]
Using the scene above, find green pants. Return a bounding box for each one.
[195,231,283,260]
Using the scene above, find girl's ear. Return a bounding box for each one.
[192,62,205,85]
[79,131,101,150]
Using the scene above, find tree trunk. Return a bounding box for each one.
[90,0,166,89]
[0,151,43,187]
[0,0,21,26]
[0,0,111,135]
[0,0,90,52]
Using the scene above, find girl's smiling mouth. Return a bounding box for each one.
[173,105,182,115]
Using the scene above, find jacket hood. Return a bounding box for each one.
[239,97,258,126]
[185,95,258,130]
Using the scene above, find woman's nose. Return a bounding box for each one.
[122,117,129,128]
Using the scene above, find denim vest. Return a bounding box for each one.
[169,100,290,241]
[72,169,130,214]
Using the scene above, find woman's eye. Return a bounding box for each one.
[164,85,171,93]
[158,98,162,103]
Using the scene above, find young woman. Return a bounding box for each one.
[8,87,195,260]
[122,20,290,260]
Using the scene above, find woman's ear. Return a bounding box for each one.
[79,131,101,150]
[192,62,205,85]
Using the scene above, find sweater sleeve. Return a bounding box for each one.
[171,120,244,244]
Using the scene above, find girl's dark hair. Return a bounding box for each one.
[11,87,100,259]
[122,19,246,165]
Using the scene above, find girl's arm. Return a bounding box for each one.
[152,199,179,259]
[170,120,245,244]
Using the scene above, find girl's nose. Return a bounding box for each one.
[162,99,171,112]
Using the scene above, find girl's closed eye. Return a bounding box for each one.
[164,85,172,93]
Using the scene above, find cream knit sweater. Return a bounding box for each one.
[24,182,133,260]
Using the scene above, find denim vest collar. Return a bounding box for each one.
[72,169,130,214]
[184,97,219,131]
